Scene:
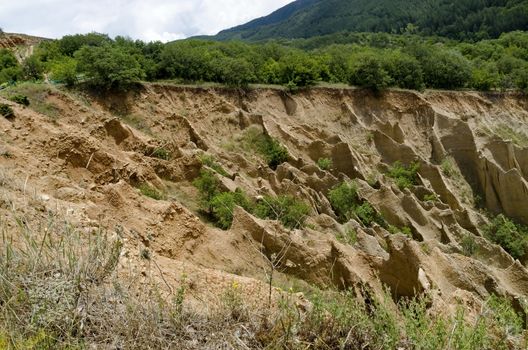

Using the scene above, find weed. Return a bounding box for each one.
[388,225,413,238]
[8,94,30,106]
[0,104,14,118]
[441,157,457,178]
[494,124,528,148]
[461,234,478,256]
[0,83,60,119]
[255,195,310,229]
[210,190,253,230]
[199,153,229,177]
[423,193,439,203]
[336,228,358,245]
[138,183,165,200]
[241,126,289,170]
[317,157,333,171]
[150,147,170,160]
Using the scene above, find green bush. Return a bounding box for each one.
[193,170,221,213]
[0,104,14,118]
[317,157,333,171]
[8,94,29,106]
[210,190,253,230]
[328,181,384,227]
[255,195,310,229]
[328,181,359,222]
[22,55,44,81]
[387,161,420,190]
[484,214,528,260]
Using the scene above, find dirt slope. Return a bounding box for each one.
[1,83,528,318]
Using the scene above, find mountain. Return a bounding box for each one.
[215,0,528,41]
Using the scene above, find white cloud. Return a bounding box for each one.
[0,0,293,42]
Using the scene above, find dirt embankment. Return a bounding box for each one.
[1,83,528,317]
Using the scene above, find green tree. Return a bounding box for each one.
[349,54,392,91]
[22,55,44,80]
[75,44,145,89]
[50,57,78,86]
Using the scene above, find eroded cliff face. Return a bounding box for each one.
[1,83,527,316]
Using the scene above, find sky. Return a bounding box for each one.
[0,0,293,42]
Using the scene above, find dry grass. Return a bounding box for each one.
[0,180,526,349]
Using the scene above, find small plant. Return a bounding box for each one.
[140,248,151,260]
[151,147,170,160]
[336,229,357,245]
[265,138,289,170]
[423,193,439,203]
[483,214,528,260]
[461,234,478,256]
[243,128,289,170]
[8,94,29,106]
[388,225,413,238]
[255,195,310,229]
[199,153,229,177]
[138,183,165,200]
[317,157,333,171]
[441,157,456,178]
[0,103,14,118]
[387,161,420,190]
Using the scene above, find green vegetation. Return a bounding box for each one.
[0,83,60,119]
[328,181,384,227]
[254,195,310,229]
[494,124,528,148]
[423,194,439,203]
[461,234,478,257]
[193,169,309,230]
[388,225,413,237]
[0,104,14,118]
[336,228,358,245]
[484,214,528,260]
[387,161,420,190]
[1,180,526,349]
[243,128,289,170]
[215,0,528,42]
[316,157,333,171]
[1,29,527,93]
[199,153,229,176]
[138,183,165,200]
[8,94,29,106]
[150,147,170,160]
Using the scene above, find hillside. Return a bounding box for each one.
[215,0,528,41]
[1,82,528,347]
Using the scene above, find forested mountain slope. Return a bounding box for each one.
[216,0,528,41]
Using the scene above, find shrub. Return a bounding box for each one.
[210,190,253,230]
[423,194,439,203]
[0,103,14,118]
[328,181,384,227]
[193,169,221,213]
[22,55,44,81]
[483,214,528,260]
[387,161,420,190]
[264,139,289,170]
[8,94,29,106]
[138,184,165,200]
[255,195,310,229]
[317,157,333,171]
[441,158,457,177]
[328,181,359,222]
